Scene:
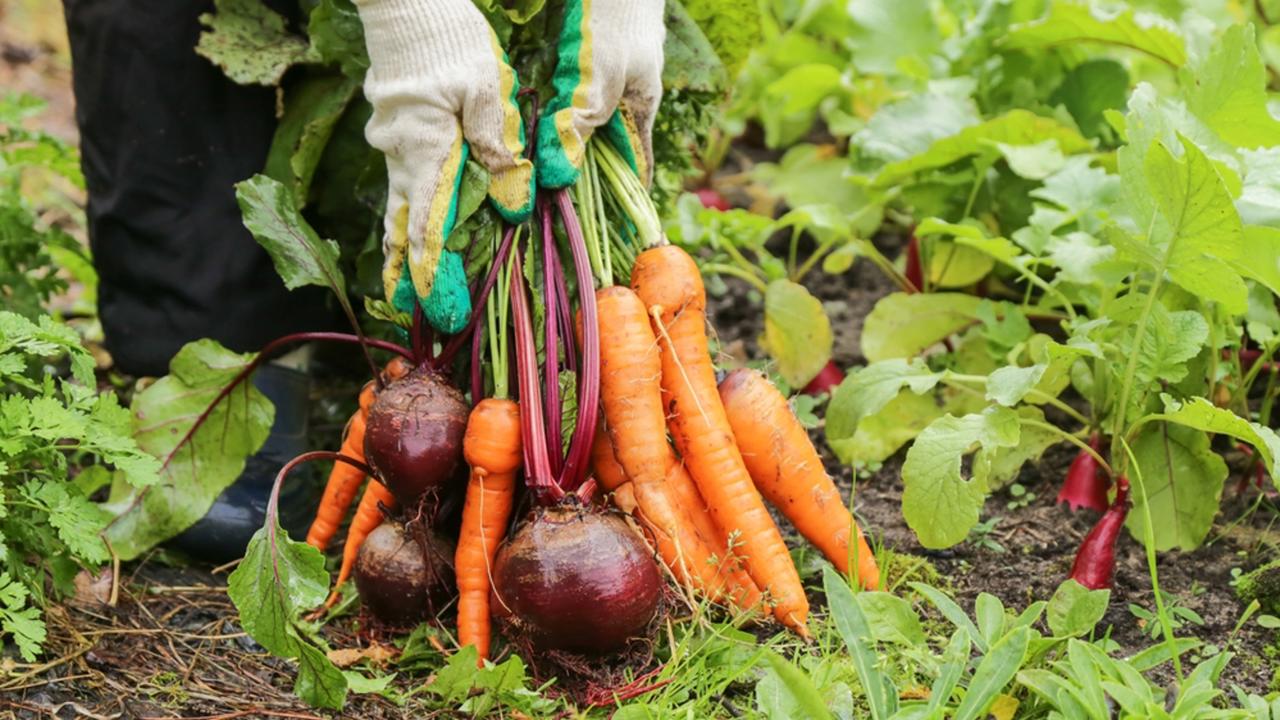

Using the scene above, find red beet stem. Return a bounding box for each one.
[1057,433,1110,513]
[801,360,845,396]
[1069,474,1130,590]
[439,224,518,368]
[464,225,517,399]
[553,249,577,374]
[510,243,564,504]
[556,189,601,492]
[543,204,564,476]
[266,451,373,536]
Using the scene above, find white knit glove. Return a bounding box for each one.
[536,0,666,189]
[357,0,533,333]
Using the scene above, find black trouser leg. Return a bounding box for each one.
[62,0,330,377]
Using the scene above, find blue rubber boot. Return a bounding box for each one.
[168,363,319,563]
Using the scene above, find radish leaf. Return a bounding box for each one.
[902,407,1020,548]
[1002,3,1186,67]
[1047,579,1110,638]
[1125,423,1226,551]
[860,292,982,361]
[1182,25,1280,148]
[762,279,832,388]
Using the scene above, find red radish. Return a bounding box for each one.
[354,521,456,626]
[363,365,469,507]
[695,188,731,211]
[491,504,661,653]
[801,360,845,396]
[1237,348,1280,375]
[1069,475,1130,590]
[904,232,923,292]
[1234,443,1267,494]
[1057,434,1109,513]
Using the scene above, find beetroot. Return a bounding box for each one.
[363,365,469,507]
[492,504,661,654]
[695,188,731,211]
[801,360,845,396]
[354,521,456,626]
[1069,475,1130,590]
[1057,433,1109,513]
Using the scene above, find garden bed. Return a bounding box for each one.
[5,260,1276,718]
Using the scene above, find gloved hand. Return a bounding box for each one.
[357,0,534,333]
[536,0,666,189]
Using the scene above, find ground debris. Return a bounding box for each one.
[0,566,408,719]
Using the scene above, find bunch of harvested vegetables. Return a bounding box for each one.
[221,133,880,667]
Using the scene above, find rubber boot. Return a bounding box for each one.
[168,363,319,563]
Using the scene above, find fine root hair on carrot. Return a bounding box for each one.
[648,305,710,425]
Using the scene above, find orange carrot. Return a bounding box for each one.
[591,422,632,495]
[594,286,734,601]
[306,383,377,551]
[383,356,412,382]
[325,478,395,608]
[455,398,522,664]
[719,369,880,590]
[631,245,809,635]
[663,459,762,608]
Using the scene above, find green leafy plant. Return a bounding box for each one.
[1129,590,1205,640]
[0,312,160,659]
[812,8,1280,561]
[966,516,1007,554]
[1018,640,1246,719]
[0,93,91,319]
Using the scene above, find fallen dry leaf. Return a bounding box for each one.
[326,643,398,668]
[69,568,113,608]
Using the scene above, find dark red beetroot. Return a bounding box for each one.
[354,521,456,626]
[492,504,661,654]
[1069,475,1130,590]
[695,187,731,211]
[364,365,469,507]
[801,360,845,396]
[1057,433,1109,513]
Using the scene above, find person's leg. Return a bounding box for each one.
[63,0,330,377]
[63,0,328,560]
